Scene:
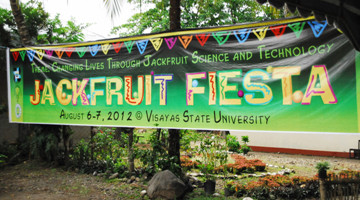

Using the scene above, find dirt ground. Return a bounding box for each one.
[0,152,359,200]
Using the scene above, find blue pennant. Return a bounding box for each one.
[89,44,101,56]
[308,21,327,38]
[136,40,149,54]
[234,29,251,43]
[26,50,36,62]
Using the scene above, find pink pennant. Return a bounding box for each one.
[164,37,177,50]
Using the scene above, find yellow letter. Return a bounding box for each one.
[186,72,206,106]
[56,79,72,105]
[106,77,123,105]
[41,79,55,105]
[218,70,241,105]
[272,66,301,105]
[30,80,40,105]
[124,76,144,105]
[302,65,337,104]
[90,77,106,106]
[154,74,173,105]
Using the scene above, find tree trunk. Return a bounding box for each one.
[169,0,181,30]
[168,0,182,171]
[9,0,32,46]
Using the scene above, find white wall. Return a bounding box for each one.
[231,130,360,153]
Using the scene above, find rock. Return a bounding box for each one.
[135,177,141,182]
[127,179,133,184]
[109,173,119,179]
[105,170,112,174]
[93,171,97,176]
[147,170,186,200]
[131,176,136,181]
[213,193,221,197]
[141,190,147,197]
[243,197,254,200]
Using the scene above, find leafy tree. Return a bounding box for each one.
[111,0,290,36]
[1,0,87,47]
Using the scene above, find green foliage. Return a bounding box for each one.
[70,127,128,174]
[112,0,292,36]
[226,135,241,153]
[240,135,252,155]
[136,128,181,176]
[0,0,87,47]
[0,154,7,164]
[315,161,330,171]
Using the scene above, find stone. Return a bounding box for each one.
[141,190,147,197]
[135,177,141,182]
[147,170,186,200]
[109,173,119,179]
[243,197,254,200]
[131,176,136,181]
[213,193,221,197]
[93,171,97,176]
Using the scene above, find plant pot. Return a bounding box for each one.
[224,187,235,197]
[204,180,216,195]
[318,169,327,179]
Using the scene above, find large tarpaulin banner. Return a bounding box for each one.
[7,17,360,133]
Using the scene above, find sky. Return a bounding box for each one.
[0,0,139,41]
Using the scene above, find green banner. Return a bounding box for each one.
[8,17,360,133]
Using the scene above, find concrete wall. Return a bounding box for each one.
[231,130,360,157]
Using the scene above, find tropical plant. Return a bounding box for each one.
[227,135,241,153]
[240,135,252,155]
[316,161,330,178]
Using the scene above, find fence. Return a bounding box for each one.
[322,172,360,200]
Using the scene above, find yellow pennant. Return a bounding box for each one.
[150,38,163,51]
[252,27,269,41]
[36,49,45,60]
[101,43,111,55]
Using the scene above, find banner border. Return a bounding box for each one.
[6,48,12,122]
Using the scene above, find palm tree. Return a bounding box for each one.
[9,0,32,46]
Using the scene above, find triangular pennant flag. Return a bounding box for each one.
[178,35,193,49]
[112,42,123,53]
[288,22,306,38]
[26,50,36,62]
[252,27,269,41]
[164,37,177,50]
[196,33,210,46]
[150,38,163,51]
[89,44,101,56]
[308,20,327,38]
[212,31,231,45]
[12,51,19,61]
[124,41,134,53]
[19,51,26,61]
[270,25,287,38]
[136,40,149,54]
[76,46,87,58]
[65,47,75,57]
[55,48,65,59]
[101,43,111,55]
[45,49,54,59]
[36,49,45,60]
[234,29,251,44]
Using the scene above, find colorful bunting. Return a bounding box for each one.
[55,48,65,59]
[89,44,101,56]
[196,33,210,46]
[26,50,36,62]
[234,29,251,44]
[136,40,149,54]
[252,27,269,41]
[19,51,26,61]
[178,35,193,49]
[76,47,87,58]
[150,38,163,51]
[164,37,177,50]
[112,42,123,53]
[45,50,54,59]
[212,31,231,45]
[288,22,306,38]
[36,49,45,60]
[124,41,135,53]
[101,43,111,55]
[308,21,327,38]
[270,25,287,38]
[12,51,19,61]
[65,47,75,57]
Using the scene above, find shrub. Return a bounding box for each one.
[226,135,241,153]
